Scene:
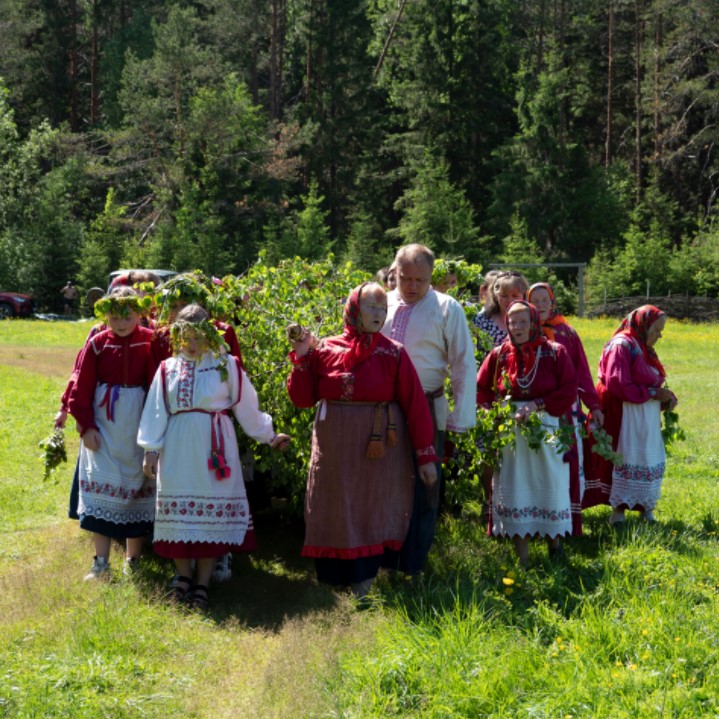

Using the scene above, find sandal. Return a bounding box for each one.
[189,584,210,612]
[167,575,193,603]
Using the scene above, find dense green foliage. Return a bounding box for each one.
[1,0,718,309]
[218,254,370,508]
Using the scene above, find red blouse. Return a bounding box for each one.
[287,333,438,464]
[476,341,577,417]
[597,335,663,403]
[550,322,600,412]
[68,325,155,435]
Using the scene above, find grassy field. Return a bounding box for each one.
[0,317,717,718]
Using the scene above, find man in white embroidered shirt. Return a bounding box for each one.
[381,243,477,575]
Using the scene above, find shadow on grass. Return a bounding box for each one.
[132,505,719,631]
[135,511,340,630]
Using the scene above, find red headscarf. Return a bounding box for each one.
[613,304,666,377]
[527,282,567,341]
[341,283,382,371]
[503,300,547,388]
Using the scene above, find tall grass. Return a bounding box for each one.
[1,317,717,718]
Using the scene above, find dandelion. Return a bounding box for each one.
[504,587,514,596]
[506,570,516,579]
[612,671,620,678]
[628,663,637,671]
[641,652,650,660]
[502,577,515,586]
[642,629,649,636]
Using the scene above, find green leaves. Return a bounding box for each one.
[445,400,576,508]
[215,255,370,507]
[38,429,67,482]
[662,409,686,448]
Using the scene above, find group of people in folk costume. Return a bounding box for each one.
[55,244,678,609]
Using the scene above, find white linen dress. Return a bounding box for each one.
[138,351,275,549]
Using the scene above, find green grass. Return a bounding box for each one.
[1,318,718,718]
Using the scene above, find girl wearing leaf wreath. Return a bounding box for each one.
[138,305,290,611]
[476,300,577,566]
[527,282,604,535]
[151,272,250,575]
[582,305,678,524]
[67,286,157,580]
[56,271,160,531]
[287,282,438,602]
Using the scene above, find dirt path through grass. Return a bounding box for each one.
[0,346,77,378]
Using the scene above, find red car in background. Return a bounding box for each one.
[0,291,34,318]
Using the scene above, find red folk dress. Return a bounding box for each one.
[583,333,666,510]
[68,325,157,537]
[477,338,577,539]
[288,332,437,571]
[542,321,600,534]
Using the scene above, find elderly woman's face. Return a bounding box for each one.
[507,307,532,345]
[530,287,553,321]
[646,315,666,347]
[359,288,388,333]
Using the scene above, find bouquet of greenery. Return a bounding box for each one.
[38,429,67,481]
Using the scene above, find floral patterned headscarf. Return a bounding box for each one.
[613,304,666,377]
[341,283,382,371]
[527,282,567,341]
[503,300,547,388]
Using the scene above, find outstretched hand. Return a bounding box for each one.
[271,433,291,452]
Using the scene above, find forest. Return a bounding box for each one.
[0,0,718,311]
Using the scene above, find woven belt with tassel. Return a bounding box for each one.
[327,400,398,459]
[173,408,231,479]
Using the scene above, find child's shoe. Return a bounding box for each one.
[211,553,232,582]
[84,556,110,581]
[123,557,140,577]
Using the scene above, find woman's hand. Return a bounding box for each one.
[54,410,67,430]
[289,330,318,358]
[419,463,438,487]
[143,452,159,479]
[270,433,291,451]
[656,387,678,410]
[590,409,604,428]
[82,429,101,451]
[514,402,537,424]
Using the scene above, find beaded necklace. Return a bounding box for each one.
[516,346,542,390]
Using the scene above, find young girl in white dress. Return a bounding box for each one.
[138,305,289,610]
